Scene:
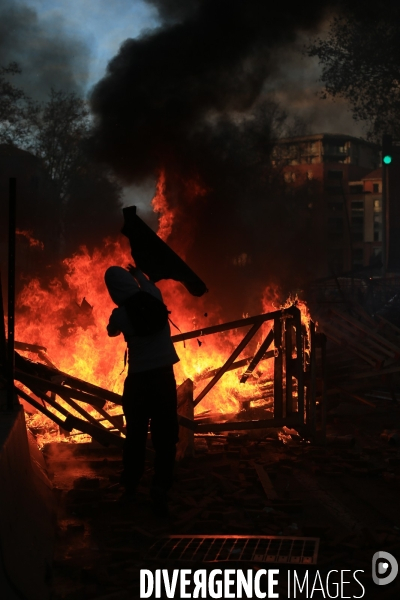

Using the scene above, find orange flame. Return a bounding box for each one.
[16,173,303,444]
[17,240,277,443]
[16,229,44,250]
[151,170,173,241]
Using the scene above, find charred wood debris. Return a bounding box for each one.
[8,298,400,599]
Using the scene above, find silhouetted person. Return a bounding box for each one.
[105,265,179,515]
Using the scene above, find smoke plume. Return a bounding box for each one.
[90,0,342,315]
[0,0,90,99]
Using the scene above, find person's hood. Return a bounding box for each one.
[104,266,139,306]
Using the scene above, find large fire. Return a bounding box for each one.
[15,178,304,446]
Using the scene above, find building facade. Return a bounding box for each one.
[272,134,382,276]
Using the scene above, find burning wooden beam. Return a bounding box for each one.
[55,388,125,434]
[14,341,47,353]
[15,370,107,410]
[15,352,122,405]
[307,321,317,434]
[294,307,305,425]
[195,416,302,433]
[14,304,318,444]
[194,322,263,407]
[273,315,283,419]
[240,329,274,383]
[194,351,275,382]
[16,387,72,431]
[18,383,124,447]
[319,333,327,440]
[63,414,124,448]
[172,310,281,343]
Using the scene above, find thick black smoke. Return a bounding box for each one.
[90,0,341,315]
[0,1,116,291]
[0,0,90,99]
[90,0,338,180]
[145,0,200,24]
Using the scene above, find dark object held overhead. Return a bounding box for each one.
[121,206,208,297]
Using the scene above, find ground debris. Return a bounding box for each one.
[45,394,400,598]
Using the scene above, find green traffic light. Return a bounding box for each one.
[383,155,392,165]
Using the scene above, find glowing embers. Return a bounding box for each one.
[147,535,320,565]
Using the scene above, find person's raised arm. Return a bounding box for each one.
[126,264,162,298]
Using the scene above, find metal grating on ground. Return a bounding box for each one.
[146,535,319,565]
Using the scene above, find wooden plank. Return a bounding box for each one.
[15,353,122,404]
[55,372,122,405]
[320,334,327,441]
[63,414,124,448]
[21,384,76,420]
[195,357,252,382]
[194,322,262,407]
[334,386,376,408]
[15,370,107,409]
[23,385,124,447]
[320,325,381,366]
[27,386,122,439]
[253,463,278,500]
[195,416,301,433]
[171,310,281,343]
[355,333,396,359]
[54,389,110,427]
[285,322,294,415]
[351,303,380,329]
[56,389,125,433]
[331,308,400,356]
[323,320,386,361]
[37,350,58,370]
[294,307,305,425]
[90,405,125,433]
[15,386,71,430]
[350,364,400,380]
[330,317,396,359]
[273,316,283,419]
[14,340,47,353]
[309,321,317,434]
[240,328,274,383]
[195,351,274,382]
[176,379,194,459]
[377,314,400,336]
